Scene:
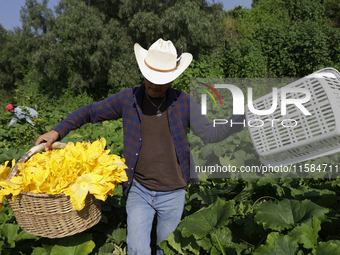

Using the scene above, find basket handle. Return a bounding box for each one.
[7,142,67,180]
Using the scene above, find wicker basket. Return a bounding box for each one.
[4,142,102,238]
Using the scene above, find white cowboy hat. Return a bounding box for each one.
[134,38,193,85]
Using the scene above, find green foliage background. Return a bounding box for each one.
[0,0,340,254]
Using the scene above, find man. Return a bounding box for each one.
[6,104,38,127]
[34,38,245,254]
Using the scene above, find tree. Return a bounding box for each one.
[160,0,225,56]
[30,0,138,100]
[123,0,225,56]
[284,0,326,24]
[25,0,227,99]
[20,0,55,36]
[0,26,28,92]
[217,0,340,78]
[324,0,340,27]
[251,21,332,78]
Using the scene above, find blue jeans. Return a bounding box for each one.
[126,179,186,255]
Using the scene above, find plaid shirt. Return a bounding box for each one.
[53,84,245,196]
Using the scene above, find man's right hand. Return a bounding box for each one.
[34,130,60,151]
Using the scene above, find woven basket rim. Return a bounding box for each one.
[5,191,66,198]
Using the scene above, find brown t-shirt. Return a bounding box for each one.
[134,92,187,191]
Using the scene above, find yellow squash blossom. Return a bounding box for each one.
[0,138,128,211]
[64,173,108,211]
[0,160,13,181]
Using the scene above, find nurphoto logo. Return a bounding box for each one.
[198,82,311,128]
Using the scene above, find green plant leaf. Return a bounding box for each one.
[201,144,216,159]
[15,230,39,243]
[233,179,257,202]
[332,178,340,188]
[159,244,177,255]
[313,241,340,255]
[189,188,219,204]
[98,243,115,253]
[254,199,329,231]
[212,144,226,157]
[217,182,237,195]
[178,233,200,254]
[257,177,280,186]
[210,227,233,253]
[244,214,259,237]
[290,187,337,207]
[50,241,95,255]
[178,198,235,239]
[0,224,17,247]
[32,247,50,255]
[159,229,185,254]
[50,233,95,255]
[196,236,212,253]
[0,224,38,248]
[211,246,222,255]
[253,232,299,255]
[288,216,321,249]
[100,214,109,223]
[159,229,200,255]
[219,155,231,168]
[0,241,4,255]
[231,150,255,167]
[110,228,126,245]
[0,206,13,224]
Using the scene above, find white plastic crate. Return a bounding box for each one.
[246,68,340,166]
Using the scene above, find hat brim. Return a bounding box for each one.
[134,43,193,85]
